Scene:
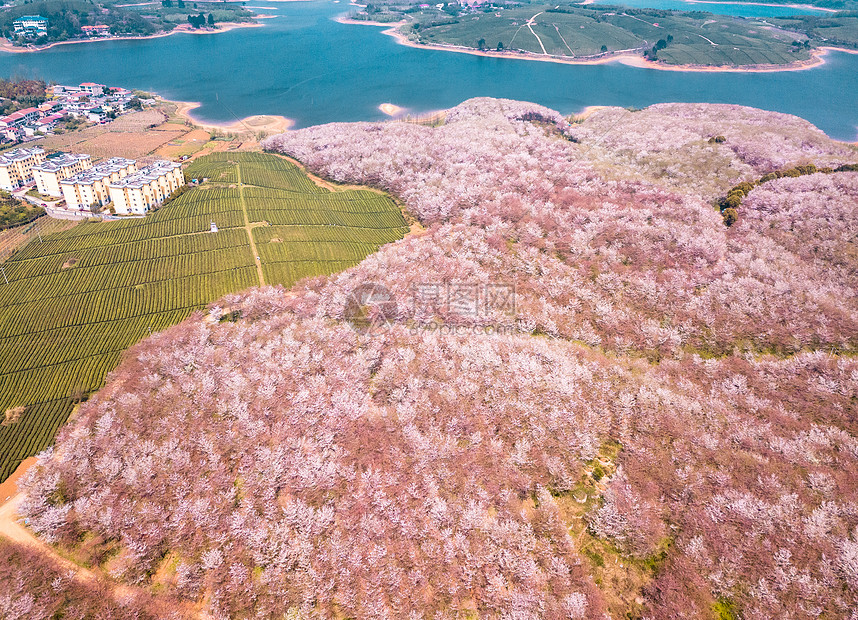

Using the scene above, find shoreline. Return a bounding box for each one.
[0,21,261,54]
[573,105,609,121]
[338,17,851,73]
[580,0,836,11]
[167,98,295,134]
[684,0,838,12]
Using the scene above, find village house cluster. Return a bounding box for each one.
[0,146,185,215]
[0,81,143,143]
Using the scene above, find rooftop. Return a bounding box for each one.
[0,147,45,165]
[109,161,181,190]
[61,157,135,186]
[34,153,90,173]
[1,107,40,123]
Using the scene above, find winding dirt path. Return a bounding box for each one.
[0,489,208,617]
[526,11,548,55]
[0,493,101,587]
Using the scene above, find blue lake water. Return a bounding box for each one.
[590,0,829,18]
[1,0,856,140]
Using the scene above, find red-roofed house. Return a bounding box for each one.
[81,25,110,37]
[0,107,40,130]
[35,113,64,134]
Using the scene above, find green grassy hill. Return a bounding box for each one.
[0,152,408,481]
[399,3,818,66]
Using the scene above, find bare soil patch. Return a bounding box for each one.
[2,406,24,426]
[0,456,35,503]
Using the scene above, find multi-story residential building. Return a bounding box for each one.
[12,16,48,36]
[109,161,184,214]
[0,107,41,130]
[86,109,107,123]
[60,157,136,210]
[33,153,92,197]
[48,85,77,96]
[79,82,105,97]
[0,147,46,190]
[38,101,63,115]
[3,128,23,143]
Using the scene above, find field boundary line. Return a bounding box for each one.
[0,247,255,287]
[0,265,257,315]
[237,163,266,287]
[4,226,248,264]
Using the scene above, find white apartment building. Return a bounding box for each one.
[60,157,136,210]
[79,82,105,96]
[108,161,184,214]
[0,147,46,191]
[12,16,48,36]
[33,153,92,197]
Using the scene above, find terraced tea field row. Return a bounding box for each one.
[0,152,408,481]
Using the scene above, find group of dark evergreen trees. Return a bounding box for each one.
[187,13,215,28]
[644,34,673,60]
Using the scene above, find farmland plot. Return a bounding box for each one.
[0,152,407,481]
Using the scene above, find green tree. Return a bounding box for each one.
[477,38,485,50]
[187,13,205,28]
[719,193,742,211]
[600,44,607,53]
[496,41,503,51]
[207,13,214,26]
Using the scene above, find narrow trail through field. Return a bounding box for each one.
[622,13,662,27]
[236,162,266,287]
[553,23,575,56]
[696,33,719,45]
[526,11,549,55]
